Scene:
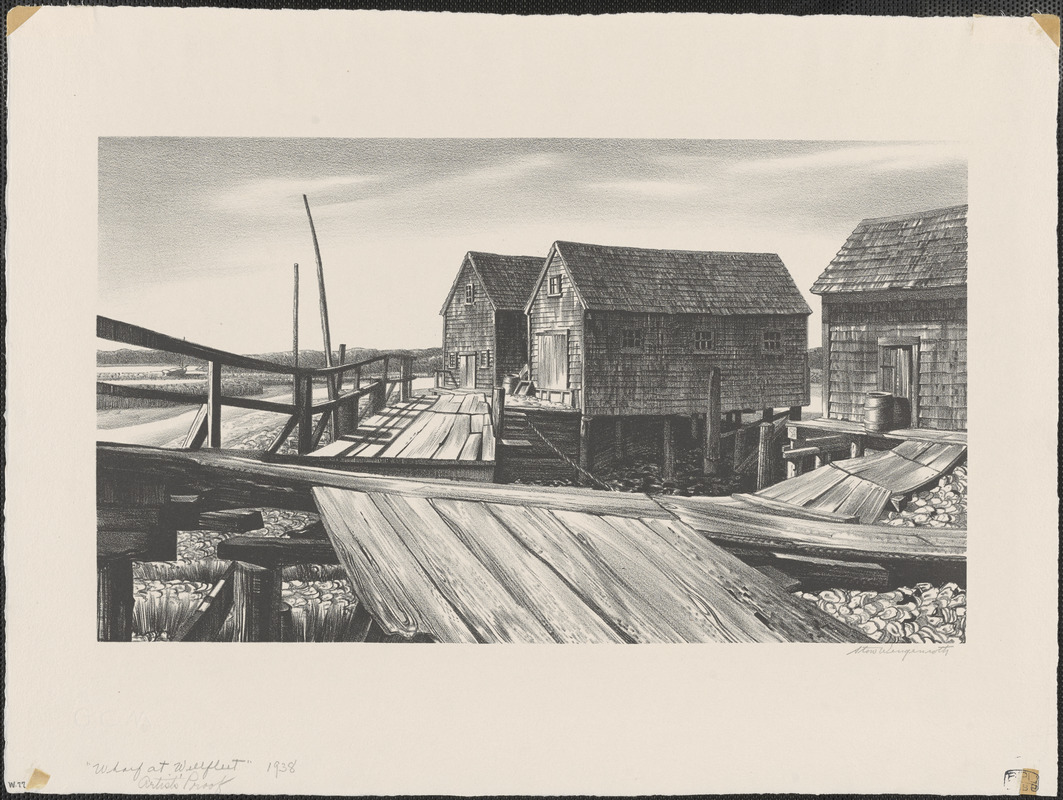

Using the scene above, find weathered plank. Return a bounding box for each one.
[434,414,472,460]
[370,494,554,643]
[217,535,339,567]
[393,413,454,459]
[458,433,482,461]
[732,492,858,524]
[430,499,624,643]
[487,503,684,642]
[659,496,966,563]
[313,487,477,642]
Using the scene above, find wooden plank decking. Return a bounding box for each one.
[312,484,867,643]
[308,389,494,462]
[746,440,966,524]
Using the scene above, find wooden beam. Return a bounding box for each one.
[789,405,802,421]
[198,508,264,532]
[217,535,339,568]
[96,382,297,415]
[206,360,222,448]
[703,366,721,476]
[183,404,208,450]
[756,421,773,490]
[733,426,747,474]
[492,386,506,439]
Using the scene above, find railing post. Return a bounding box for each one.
[297,375,313,454]
[381,355,391,406]
[207,359,222,448]
[492,386,506,439]
[703,366,721,476]
[756,421,773,490]
[400,356,412,402]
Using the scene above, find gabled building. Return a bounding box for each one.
[524,240,812,417]
[811,204,967,431]
[440,251,544,390]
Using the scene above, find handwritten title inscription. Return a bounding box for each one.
[86,758,294,792]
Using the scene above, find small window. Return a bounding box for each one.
[694,331,715,351]
[481,349,492,368]
[548,275,564,296]
[622,329,645,349]
[464,283,475,304]
[448,351,458,368]
[762,331,782,353]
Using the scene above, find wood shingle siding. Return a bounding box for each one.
[526,241,811,415]
[441,252,544,390]
[813,206,967,432]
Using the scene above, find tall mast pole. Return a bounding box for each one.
[303,195,338,440]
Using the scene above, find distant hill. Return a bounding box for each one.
[98,346,444,375]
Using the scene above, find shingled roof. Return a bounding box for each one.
[442,251,545,313]
[532,241,811,315]
[811,205,967,294]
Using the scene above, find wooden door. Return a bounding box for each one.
[460,354,477,388]
[880,345,916,427]
[538,332,568,390]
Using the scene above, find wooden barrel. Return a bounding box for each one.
[864,392,894,432]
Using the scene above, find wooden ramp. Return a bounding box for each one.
[742,441,967,524]
[310,390,493,461]
[311,483,866,644]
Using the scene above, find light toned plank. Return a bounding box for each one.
[308,438,358,458]
[312,487,477,642]
[457,393,479,414]
[486,503,685,643]
[370,494,554,643]
[470,414,484,434]
[643,517,865,642]
[731,493,858,524]
[393,413,453,459]
[541,510,719,642]
[376,410,439,457]
[434,414,472,461]
[481,425,496,461]
[430,499,625,643]
[805,474,866,514]
[458,433,482,461]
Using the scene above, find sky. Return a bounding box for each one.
[98,138,966,353]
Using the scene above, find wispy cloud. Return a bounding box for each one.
[588,179,708,198]
[214,173,383,214]
[732,142,964,174]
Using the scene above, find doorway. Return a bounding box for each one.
[538,332,568,390]
[879,338,919,428]
[460,354,477,389]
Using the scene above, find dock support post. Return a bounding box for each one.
[579,415,594,482]
[492,386,506,439]
[234,562,283,642]
[789,405,802,422]
[615,418,625,461]
[733,426,747,474]
[756,421,773,490]
[850,437,865,459]
[400,356,412,402]
[663,416,676,481]
[97,554,133,642]
[207,359,222,448]
[297,375,313,454]
[703,366,721,476]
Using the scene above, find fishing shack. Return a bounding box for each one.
[439,251,544,391]
[523,240,812,475]
[810,205,967,432]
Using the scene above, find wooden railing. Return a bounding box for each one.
[97,315,414,455]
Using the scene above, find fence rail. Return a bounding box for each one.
[97,315,414,454]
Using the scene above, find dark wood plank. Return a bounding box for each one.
[430,499,624,643]
[313,487,478,642]
[216,535,339,567]
[198,508,264,532]
[458,433,483,461]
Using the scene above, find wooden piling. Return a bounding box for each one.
[234,562,283,642]
[789,405,802,421]
[207,359,222,448]
[733,426,747,474]
[761,408,773,423]
[756,421,773,490]
[579,415,594,480]
[703,366,721,475]
[292,262,300,401]
[663,416,675,481]
[492,386,506,439]
[850,438,865,459]
[297,375,313,454]
[97,555,133,642]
